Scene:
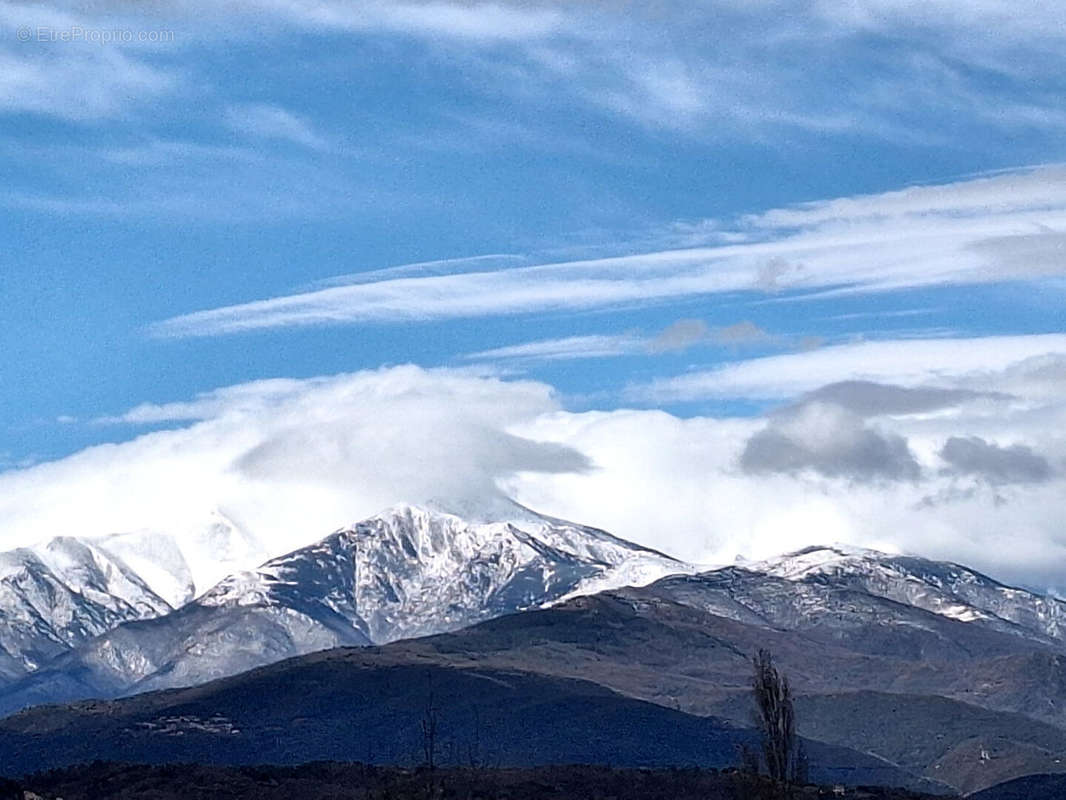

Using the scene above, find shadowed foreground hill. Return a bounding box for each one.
[971,772,1066,799]
[711,690,1066,795]
[23,762,953,800]
[0,656,942,793]
[354,587,1066,794]
[3,544,1066,796]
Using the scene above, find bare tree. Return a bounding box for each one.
[795,739,809,785]
[752,648,798,785]
[466,704,482,769]
[738,742,761,775]
[420,675,439,771]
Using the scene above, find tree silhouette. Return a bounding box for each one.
[420,673,439,771]
[752,648,798,785]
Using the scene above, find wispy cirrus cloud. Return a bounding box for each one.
[150,165,1066,337]
[0,39,176,121]
[6,0,1066,141]
[630,333,1066,404]
[463,334,646,364]
[224,103,329,150]
[0,1,566,123]
[463,319,778,365]
[263,0,567,40]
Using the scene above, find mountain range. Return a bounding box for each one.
[0,503,684,712]
[0,504,1064,795]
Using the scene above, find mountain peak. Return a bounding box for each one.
[197,503,690,646]
[742,541,1066,641]
[749,543,901,579]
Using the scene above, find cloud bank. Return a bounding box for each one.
[2,354,1066,593]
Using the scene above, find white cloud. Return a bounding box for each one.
[224,103,328,150]
[0,40,175,121]
[244,0,567,41]
[464,334,645,363]
[0,0,563,124]
[462,319,777,364]
[0,367,586,564]
[632,334,1066,403]
[744,164,1066,230]
[3,361,1066,593]
[150,165,1066,337]
[5,0,1066,142]
[508,382,1066,591]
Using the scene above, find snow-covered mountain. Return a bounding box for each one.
[90,509,270,607]
[0,509,268,685]
[746,545,1066,645]
[5,509,1066,724]
[6,520,1066,797]
[0,536,175,680]
[200,502,688,643]
[0,503,689,710]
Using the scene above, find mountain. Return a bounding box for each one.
[314,564,1066,794]
[0,504,686,711]
[0,510,270,687]
[2,514,1065,794]
[748,545,1066,645]
[0,650,946,793]
[90,509,269,607]
[198,502,688,644]
[0,536,174,681]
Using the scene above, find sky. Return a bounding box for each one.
[1,1,1066,591]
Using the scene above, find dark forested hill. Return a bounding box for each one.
[20,762,953,800]
[0,655,939,792]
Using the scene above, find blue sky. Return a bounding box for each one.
[3,0,1064,465]
[2,1,1066,584]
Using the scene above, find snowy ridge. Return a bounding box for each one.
[0,536,174,678]
[0,503,690,709]
[94,509,269,607]
[198,503,690,644]
[747,545,1066,644]
[7,504,1066,721]
[0,508,269,685]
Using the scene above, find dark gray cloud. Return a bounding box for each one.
[648,318,773,353]
[739,402,920,482]
[711,320,772,346]
[940,436,1053,485]
[647,319,711,353]
[970,230,1066,279]
[753,256,804,292]
[803,380,1006,418]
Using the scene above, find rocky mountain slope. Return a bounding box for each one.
[322,564,1066,794]
[0,536,174,681]
[748,545,1066,645]
[0,504,686,710]
[0,510,268,686]
[2,511,1066,794]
